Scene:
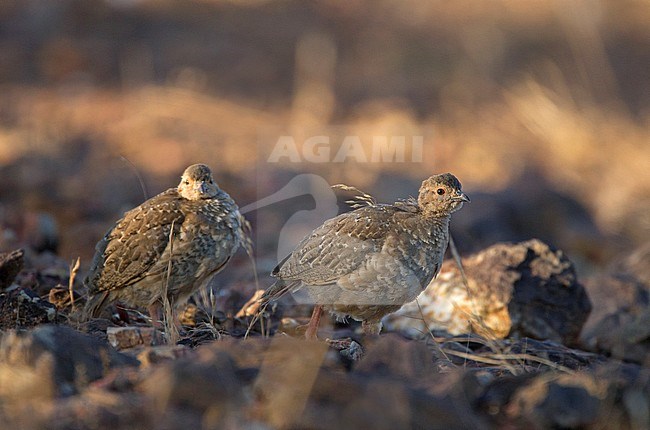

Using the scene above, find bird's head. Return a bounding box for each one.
[417,173,470,217]
[177,164,219,200]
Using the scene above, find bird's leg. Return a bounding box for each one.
[114,304,131,324]
[304,305,323,340]
[361,320,382,336]
[148,302,163,329]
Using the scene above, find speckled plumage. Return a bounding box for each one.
[84,164,248,322]
[263,173,469,336]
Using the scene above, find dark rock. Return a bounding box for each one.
[386,239,591,346]
[339,340,364,362]
[354,334,437,382]
[0,325,138,400]
[202,335,347,374]
[582,273,648,337]
[0,390,152,430]
[506,373,603,428]
[49,392,151,430]
[250,334,489,429]
[252,337,332,428]
[0,287,60,330]
[499,363,650,429]
[140,347,243,428]
[0,249,24,289]
[581,243,650,363]
[280,367,488,430]
[477,373,539,419]
[89,366,142,393]
[582,301,650,365]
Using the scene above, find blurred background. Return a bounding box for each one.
[0,0,648,282]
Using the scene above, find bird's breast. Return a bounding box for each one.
[387,221,449,286]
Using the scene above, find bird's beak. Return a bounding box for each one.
[455,192,470,203]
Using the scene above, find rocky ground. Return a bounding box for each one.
[1,1,649,428]
[1,237,649,429]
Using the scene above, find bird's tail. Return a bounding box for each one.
[245,279,296,338]
[83,290,110,321]
[259,279,295,306]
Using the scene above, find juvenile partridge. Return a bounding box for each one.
[84,164,248,325]
[262,173,469,338]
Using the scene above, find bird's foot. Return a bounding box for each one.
[326,337,364,360]
[361,320,382,336]
[325,337,352,349]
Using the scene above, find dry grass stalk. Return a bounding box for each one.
[162,220,179,344]
[68,257,80,310]
[331,183,377,208]
[440,348,576,375]
[416,299,451,363]
[187,286,224,341]
[245,299,269,339]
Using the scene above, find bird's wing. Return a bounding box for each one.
[85,189,185,293]
[273,205,399,286]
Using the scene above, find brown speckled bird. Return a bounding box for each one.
[84,164,249,325]
[262,173,469,339]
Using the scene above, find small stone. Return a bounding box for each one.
[106,326,159,350]
[137,345,192,368]
[235,289,265,318]
[48,284,81,309]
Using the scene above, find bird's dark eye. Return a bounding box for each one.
[184,180,190,185]
[436,188,445,195]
